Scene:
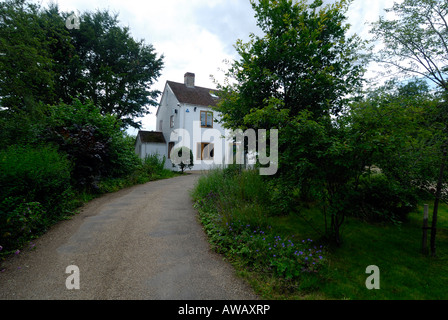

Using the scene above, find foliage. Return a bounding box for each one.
[192,168,327,287]
[344,173,420,224]
[0,145,74,253]
[214,0,367,245]
[65,9,164,128]
[215,0,366,131]
[0,0,164,129]
[370,0,448,256]
[0,0,56,111]
[39,99,123,189]
[370,0,448,91]
[348,79,446,214]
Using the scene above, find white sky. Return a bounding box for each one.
[36,0,397,133]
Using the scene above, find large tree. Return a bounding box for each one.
[67,10,164,128]
[215,0,367,245]
[370,0,448,257]
[0,0,55,111]
[216,0,366,130]
[0,0,163,129]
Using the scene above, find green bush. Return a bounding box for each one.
[142,153,166,176]
[41,99,140,189]
[0,145,74,252]
[347,173,419,224]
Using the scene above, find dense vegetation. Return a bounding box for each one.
[193,0,448,299]
[1,0,447,300]
[0,0,171,258]
[192,167,448,299]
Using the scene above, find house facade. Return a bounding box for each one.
[135,72,238,171]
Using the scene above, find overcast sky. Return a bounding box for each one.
[37,0,397,133]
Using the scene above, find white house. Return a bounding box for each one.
[135,72,238,171]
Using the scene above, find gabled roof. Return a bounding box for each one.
[167,80,220,107]
[137,131,166,144]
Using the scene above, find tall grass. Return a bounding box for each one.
[192,167,328,296]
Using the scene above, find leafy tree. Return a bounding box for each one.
[347,79,442,219]
[0,0,55,112]
[215,0,366,245]
[0,0,164,130]
[67,10,164,128]
[370,0,448,256]
[216,0,366,131]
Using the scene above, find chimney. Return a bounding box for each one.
[184,72,195,88]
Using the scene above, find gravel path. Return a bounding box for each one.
[0,173,258,300]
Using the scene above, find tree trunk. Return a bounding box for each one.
[430,143,447,257]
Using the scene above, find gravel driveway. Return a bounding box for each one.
[0,173,258,300]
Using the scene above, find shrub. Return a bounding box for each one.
[0,145,74,253]
[193,169,327,281]
[347,173,420,223]
[40,99,139,189]
[142,153,166,176]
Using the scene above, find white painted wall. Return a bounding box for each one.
[135,135,167,162]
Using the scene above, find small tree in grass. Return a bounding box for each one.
[171,147,194,173]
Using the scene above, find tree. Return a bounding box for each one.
[66,10,164,128]
[214,0,366,245]
[0,0,55,112]
[370,0,448,257]
[216,0,366,130]
[370,0,448,90]
[0,0,164,130]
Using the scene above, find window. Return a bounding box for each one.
[159,120,163,131]
[168,142,175,159]
[200,111,213,128]
[197,143,214,160]
[170,115,174,128]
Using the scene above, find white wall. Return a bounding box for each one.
[135,135,167,162]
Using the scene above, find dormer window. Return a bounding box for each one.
[200,111,213,128]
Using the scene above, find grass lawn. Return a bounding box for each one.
[321,202,448,300]
[243,201,448,300]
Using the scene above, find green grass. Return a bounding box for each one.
[192,168,448,300]
[321,202,448,300]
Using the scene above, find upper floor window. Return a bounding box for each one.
[200,111,213,128]
[170,115,174,128]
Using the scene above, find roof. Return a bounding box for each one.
[167,80,220,107]
[138,131,166,144]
